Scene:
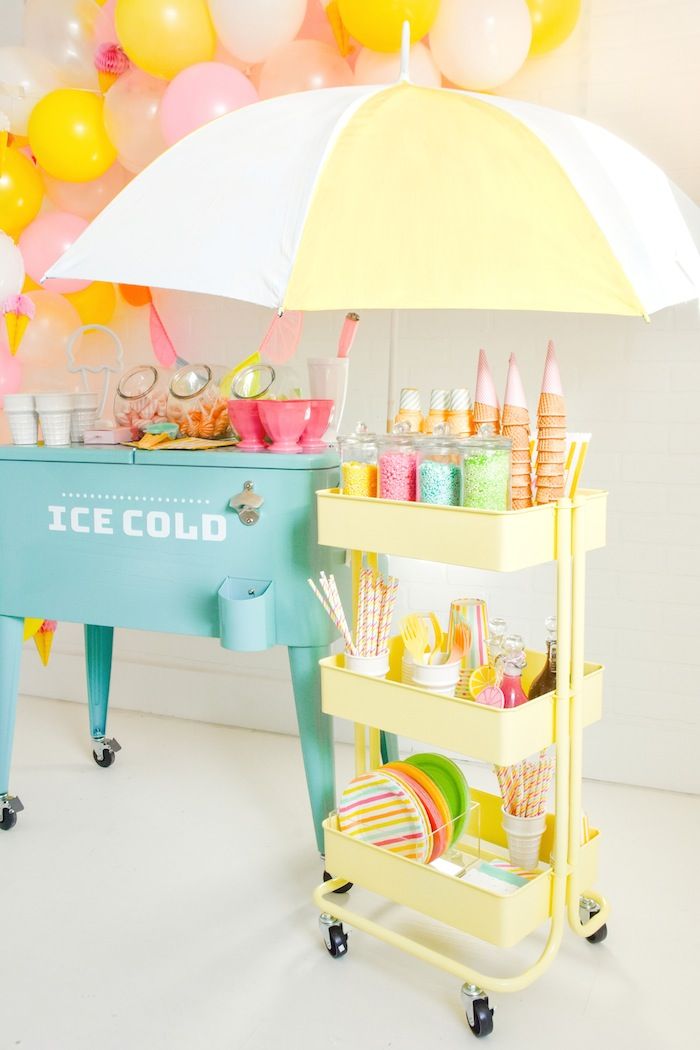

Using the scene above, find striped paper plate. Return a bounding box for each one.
[338,770,432,863]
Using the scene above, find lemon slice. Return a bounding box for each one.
[468,664,498,699]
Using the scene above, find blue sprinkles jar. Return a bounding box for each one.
[417,429,463,506]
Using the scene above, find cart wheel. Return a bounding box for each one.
[326,924,348,959]
[586,923,608,945]
[0,806,18,831]
[323,870,353,894]
[467,999,494,1038]
[93,747,116,768]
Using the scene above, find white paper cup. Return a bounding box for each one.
[70,391,99,442]
[3,394,38,445]
[36,393,74,447]
[411,658,461,696]
[501,807,546,870]
[344,650,390,678]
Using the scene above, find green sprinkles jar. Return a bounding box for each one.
[417,432,462,506]
[462,428,512,511]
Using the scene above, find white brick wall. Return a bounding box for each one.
[4,1,699,791]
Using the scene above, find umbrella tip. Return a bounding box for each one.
[399,20,411,83]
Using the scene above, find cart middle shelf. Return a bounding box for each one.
[321,639,603,765]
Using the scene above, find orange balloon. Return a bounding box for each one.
[0,147,43,236]
[22,273,41,292]
[119,283,152,307]
[65,281,116,325]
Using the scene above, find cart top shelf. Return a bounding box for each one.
[317,488,606,572]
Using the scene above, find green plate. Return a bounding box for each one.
[404,753,469,846]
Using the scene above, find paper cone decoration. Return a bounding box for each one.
[473,348,501,432]
[0,112,8,172]
[220,349,261,397]
[2,294,35,354]
[95,43,130,95]
[34,629,55,667]
[325,1,352,56]
[536,341,567,505]
[149,303,177,368]
[23,617,44,641]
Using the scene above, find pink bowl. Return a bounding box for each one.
[258,399,311,453]
[300,398,334,451]
[227,399,267,451]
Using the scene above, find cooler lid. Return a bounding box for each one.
[0,444,135,464]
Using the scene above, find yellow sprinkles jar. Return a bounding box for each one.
[338,423,378,498]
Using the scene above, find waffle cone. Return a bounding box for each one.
[536,462,565,476]
[536,474,564,488]
[512,449,532,463]
[536,451,564,464]
[538,427,567,440]
[538,438,566,453]
[536,488,564,504]
[512,498,533,510]
[537,392,566,416]
[502,405,529,426]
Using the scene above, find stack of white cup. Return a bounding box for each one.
[3,393,39,445]
[35,393,74,447]
[70,391,99,442]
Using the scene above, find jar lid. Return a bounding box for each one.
[337,421,377,448]
[231,363,275,400]
[117,365,158,400]
[463,423,511,450]
[170,364,212,400]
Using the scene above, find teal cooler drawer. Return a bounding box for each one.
[0,453,344,646]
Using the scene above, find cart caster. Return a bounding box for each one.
[319,913,348,959]
[92,737,121,768]
[579,896,608,944]
[323,870,353,894]
[0,795,24,831]
[461,984,494,1039]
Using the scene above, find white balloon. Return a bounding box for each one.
[23,0,101,90]
[0,232,25,302]
[208,0,307,65]
[355,42,442,89]
[103,70,167,176]
[430,0,532,91]
[0,47,60,135]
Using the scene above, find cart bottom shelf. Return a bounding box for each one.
[323,789,599,949]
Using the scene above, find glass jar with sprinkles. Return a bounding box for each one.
[462,425,512,511]
[338,423,378,497]
[377,425,419,502]
[416,426,462,506]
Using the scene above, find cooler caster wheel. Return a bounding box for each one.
[323,870,353,894]
[92,737,121,768]
[462,985,493,1039]
[587,924,608,944]
[319,914,348,958]
[0,795,23,831]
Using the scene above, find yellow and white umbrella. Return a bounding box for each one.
[49,79,700,318]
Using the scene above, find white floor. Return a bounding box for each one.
[2,697,698,1050]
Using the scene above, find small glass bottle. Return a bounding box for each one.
[446,388,475,436]
[423,389,449,434]
[498,634,529,709]
[416,425,462,506]
[394,387,423,433]
[529,616,557,699]
[487,617,508,668]
[338,423,378,497]
[114,365,170,433]
[377,424,419,502]
[462,425,512,511]
[166,364,232,439]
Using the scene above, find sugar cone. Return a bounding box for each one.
[34,630,54,667]
[98,70,118,93]
[5,311,30,354]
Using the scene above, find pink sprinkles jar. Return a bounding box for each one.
[378,430,418,501]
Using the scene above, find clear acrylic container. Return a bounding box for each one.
[166,364,232,439]
[378,427,420,502]
[114,365,169,433]
[462,426,512,511]
[417,430,462,506]
[338,423,378,497]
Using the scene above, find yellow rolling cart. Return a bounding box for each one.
[313,489,610,1039]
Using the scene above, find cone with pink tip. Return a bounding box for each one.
[536,341,567,504]
[473,349,501,432]
[33,620,57,667]
[2,294,35,354]
[502,353,533,507]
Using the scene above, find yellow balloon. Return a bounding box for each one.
[28,90,116,182]
[526,0,581,55]
[115,0,216,80]
[0,147,43,237]
[337,0,439,52]
[65,282,117,325]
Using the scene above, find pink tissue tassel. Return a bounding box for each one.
[337,312,359,358]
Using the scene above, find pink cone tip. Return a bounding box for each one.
[94,43,130,76]
[541,340,564,396]
[504,353,528,409]
[475,348,499,409]
[1,293,35,319]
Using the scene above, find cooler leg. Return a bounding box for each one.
[84,625,121,768]
[0,614,24,829]
[288,644,334,854]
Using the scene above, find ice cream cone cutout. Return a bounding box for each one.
[2,294,35,354]
[34,620,57,667]
[94,44,130,94]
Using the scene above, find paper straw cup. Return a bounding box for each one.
[501,807,546,870]
[35,393,74,447]
[344,650,390,679]
[411,658,461,696]
[70,390,99,442]
[3,393,38,445]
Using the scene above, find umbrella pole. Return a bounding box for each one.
[386,309,399,433]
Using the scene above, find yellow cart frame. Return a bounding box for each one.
[312,490,610,1036]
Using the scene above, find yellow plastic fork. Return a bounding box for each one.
[401,614,429,666]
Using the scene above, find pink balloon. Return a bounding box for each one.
[298,0,337,46]
[160,62,258,147]
[259,40,354,99]
[19,212,90,294]
[0,343,23,405]
[41,162,130,221]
